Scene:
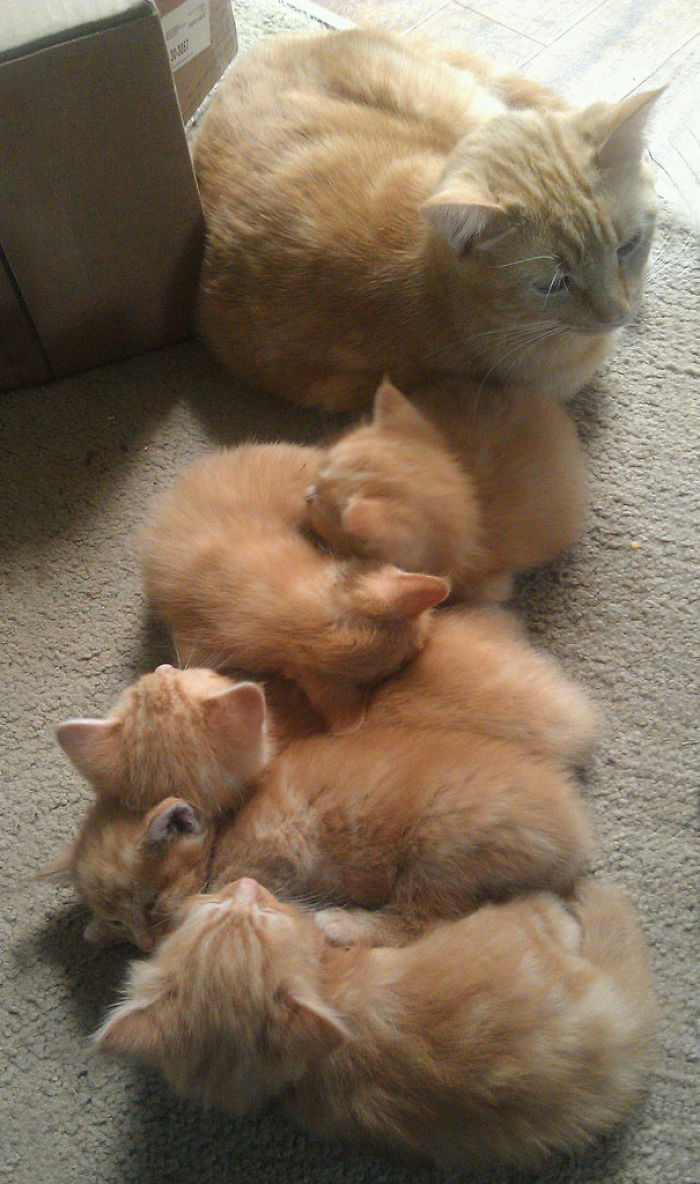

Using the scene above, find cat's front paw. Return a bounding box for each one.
[314,907,370,946]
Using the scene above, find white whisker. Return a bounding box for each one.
[495,254,558,269]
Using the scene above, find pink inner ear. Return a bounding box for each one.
[95,1002,162,1061]
[342,497,390,541]
[205,681,266,735]
[590,88,664,172]
[421,181,506,249]
[55,718,118,786]
[285,992,348,1061]
[364,568,450,619]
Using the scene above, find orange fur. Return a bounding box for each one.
[194,29,660,410]
[56,667,270,814]
[140,443,448,732]
[95,877,657,1170]
[306,377,587,600]
[62,607,599,949]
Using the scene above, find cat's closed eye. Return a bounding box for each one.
[617,230,642,259]
[142,894,160,920]
[531,274,571,296]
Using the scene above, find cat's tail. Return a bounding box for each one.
[573,879,658,1123]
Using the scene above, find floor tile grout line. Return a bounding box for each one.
[454,0,608,52]
[516,0,611,72]
[621,30,700,98]
[451,1,545,48]
[404,1,453,36]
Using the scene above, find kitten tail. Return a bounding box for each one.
[574,880,658,1112]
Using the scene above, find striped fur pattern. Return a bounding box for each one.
[95,878,657,1171]
[194,29,660,410]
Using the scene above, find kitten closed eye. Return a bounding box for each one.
[617,230,643,258]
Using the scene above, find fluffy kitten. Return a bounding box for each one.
[306,377,587,601]
[140,442,448,731]
[60,607,598,950]
[194,28,660,410]
[57,667,269,814]
[95,876,657,1171]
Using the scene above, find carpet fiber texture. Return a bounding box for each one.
[1,2,698,1182]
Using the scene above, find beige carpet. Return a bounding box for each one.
[2,2,698,1182]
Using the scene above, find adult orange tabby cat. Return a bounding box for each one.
[96,877,657,1171]
[55,608,597,950]
[194,29,661,410]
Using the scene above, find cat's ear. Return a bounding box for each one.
[373,379,428,434]
[203,680,267,739]
[342,496,395,544]
[35,845,75,880]
[359,567,449,620]
[283,991,348,1063]
[55,718,120,788]
[420,181,508,251]
[144,798,203,846]
[94,1001,163,1064]
[585,88,665,172]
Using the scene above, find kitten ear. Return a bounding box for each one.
[144,798,203,846]
[284,992,348,1063]
[203,680,267,739]
[373,379,429,435]
[55,718,120,788]
[35,844,75,880]
[359,567,449,620]
[587,88,665,172]
[94,1001,162,1063]
[420,181,507,251]
[342,496,395,543]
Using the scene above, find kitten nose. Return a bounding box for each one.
[230,877,262,903]
[304,485,316,504]
[156,663,174,674]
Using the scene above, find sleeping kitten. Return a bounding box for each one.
[194,28,661,410]
[95,877,657,1171]
[140,442,448,732]
[306,377,587,601]
[57,667,269,815]
[58,607,598,950]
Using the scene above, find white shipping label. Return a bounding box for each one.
[161,0,211,72]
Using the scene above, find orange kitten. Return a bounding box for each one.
[57,667,269,814]
[306,377,587,601]
[95,877,657,1171]
[140,443,448,732]
[194,29,660,410]
[59,607,598,950]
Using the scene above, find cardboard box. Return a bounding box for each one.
[156,0,237,123]
[0,1,237,391]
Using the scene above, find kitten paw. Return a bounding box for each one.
[314,908,371,946]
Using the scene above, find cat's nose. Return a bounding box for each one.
[304,485,316,504]
[230,877,262,904]
[156,663,174,674]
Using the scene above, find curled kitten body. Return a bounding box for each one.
[95,877,657,1171]
[140,443,448,732]
[59,607,599,950]
[306,377,587,601]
